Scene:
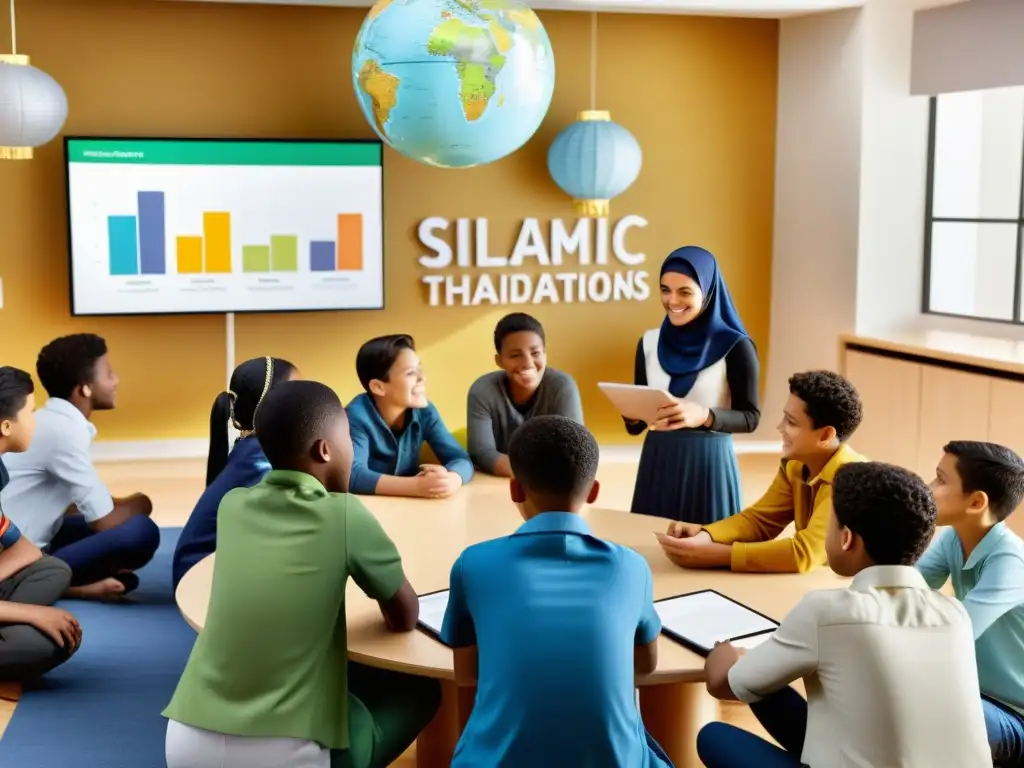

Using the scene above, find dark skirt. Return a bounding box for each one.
[630,429,743,524]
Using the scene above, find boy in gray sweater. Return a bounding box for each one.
[466,313,583,477]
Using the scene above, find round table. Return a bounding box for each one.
[176,475,847,768]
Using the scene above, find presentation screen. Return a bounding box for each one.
[64,137,384,316]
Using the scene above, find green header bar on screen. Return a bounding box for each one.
[66,139,382,166]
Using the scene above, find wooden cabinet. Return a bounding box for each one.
[841,341,1024,480]
[843,350,921,471]
[916,366,992,479]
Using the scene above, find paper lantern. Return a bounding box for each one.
[547,110,642,217]
[0,54,68,160]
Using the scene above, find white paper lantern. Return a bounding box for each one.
[0,54,68,160]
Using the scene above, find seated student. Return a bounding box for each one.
[172,356,298,590]
[0,366,81,680]
[919,440,1024,766]
[164,380,440,768]
[1,334,159,599]
[441,415,672,767]
[656,370,864,573]
[346,334,474,498]
[466,312,583,477]
[696,461,991,768]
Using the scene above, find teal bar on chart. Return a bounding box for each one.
[108,215,140,276]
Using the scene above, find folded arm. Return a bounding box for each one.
[704,463,795,547]
[726,485,831,574]
[47,438,117,530]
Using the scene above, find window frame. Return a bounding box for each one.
[921,95,1024,324]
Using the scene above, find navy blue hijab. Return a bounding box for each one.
[657,246,749,398]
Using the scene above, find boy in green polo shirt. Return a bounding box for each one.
[164,380,440,768]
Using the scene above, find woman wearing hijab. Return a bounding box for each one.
[626,246,760,523]
[172,357,299,589]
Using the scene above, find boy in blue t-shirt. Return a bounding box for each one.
[919,440,1024,765]
[346,334,473,498]
[440,415,671,767]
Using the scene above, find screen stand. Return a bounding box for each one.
[225,312,238,445]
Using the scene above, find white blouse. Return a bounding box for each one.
[642,328,732,409]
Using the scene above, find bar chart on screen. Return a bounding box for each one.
[66,138,384,316]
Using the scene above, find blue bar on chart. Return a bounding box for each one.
[310,240,336,272]
[137,191,166,275]
[108,215,140,276]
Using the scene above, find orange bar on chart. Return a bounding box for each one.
[176,236,203,274]
[203,212,232,273]
[336,214,363,271]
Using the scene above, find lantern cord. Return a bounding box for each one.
[589,11,597,110]
[8,0,15,55]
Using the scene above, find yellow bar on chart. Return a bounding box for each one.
[203,212,232,273]
[176,236,203,274]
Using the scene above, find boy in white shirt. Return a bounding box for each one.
[697,461,990,767]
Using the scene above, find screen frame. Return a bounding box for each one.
[415,588,452,646]
[63,135,386,318]
[654,588,780,658]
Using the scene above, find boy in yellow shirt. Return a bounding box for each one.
[657,370,865,573]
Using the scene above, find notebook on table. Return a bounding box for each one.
[416,589,451,645]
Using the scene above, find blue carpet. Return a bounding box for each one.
[0,528,195,768]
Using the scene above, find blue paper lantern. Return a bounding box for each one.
[547,110,642,217]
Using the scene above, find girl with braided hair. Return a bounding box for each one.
[172,357,298,589]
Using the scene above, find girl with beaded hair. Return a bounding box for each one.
[172,357,298,589]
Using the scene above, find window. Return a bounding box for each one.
[923,87,1024,323]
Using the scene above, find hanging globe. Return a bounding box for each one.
[547,110,642,217]
[0,55,68,160]
[352,0,555,169]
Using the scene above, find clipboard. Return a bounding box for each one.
[415,588,451,645]
[654,589,779,657]
[597,382,676,423]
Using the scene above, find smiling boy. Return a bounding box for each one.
[467,313,583,477]
[346,334,474,498]
[918,441,1024,766]
[656,370,866,573]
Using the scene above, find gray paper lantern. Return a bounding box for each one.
[0,55,68,160]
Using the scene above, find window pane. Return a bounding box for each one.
[928,222,1018,320]
[932,87,1024,220]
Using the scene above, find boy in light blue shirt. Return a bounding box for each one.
[440,415,671,767]
[346,334,473,498]
[919,439,1024,766]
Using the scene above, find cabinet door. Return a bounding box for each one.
[988,378,1024,535]
[917,365,992,479]
[843,350,922,471]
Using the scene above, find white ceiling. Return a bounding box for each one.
[172,0,866,19]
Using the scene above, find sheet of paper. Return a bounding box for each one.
[418,590,450,636]
[655,591,777,651]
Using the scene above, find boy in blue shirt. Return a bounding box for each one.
[346,334,474,498]
[440,415,672,767]
[919,440,1024,766]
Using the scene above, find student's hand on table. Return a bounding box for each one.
[665,521,709,540]
[25,605,82,654]
[414,469,463,499]
[648,399,711,431]
[418,464,447,475]
[655,531,731,568]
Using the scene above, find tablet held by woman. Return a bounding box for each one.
[625,246,760,524]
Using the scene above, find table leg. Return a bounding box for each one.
[416,680,474,768]
[640,682,720,768]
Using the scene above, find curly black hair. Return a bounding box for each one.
[833,462,936,566]
[788,370,862,442]
[508,415,598,501]
[494,313,545,353]
[0,366,34,421]
[944,441,1024,522]
[36,334,108,400]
